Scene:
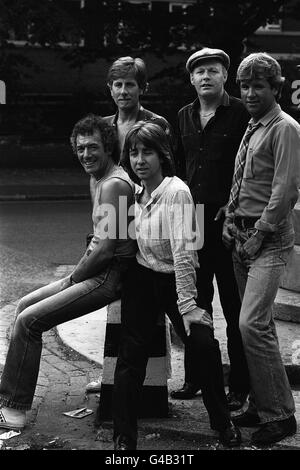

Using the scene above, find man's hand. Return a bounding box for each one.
[60,275,74,291]
[222,217,235,249]
[214,205,227,221]
[183,306,213,337]
[242,233,263,259]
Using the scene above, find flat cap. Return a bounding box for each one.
[186,47,230,73]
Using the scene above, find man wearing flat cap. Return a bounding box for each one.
[173,47,250,412]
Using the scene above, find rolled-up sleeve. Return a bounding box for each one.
[255,122,300,232]
[167,190,201,315]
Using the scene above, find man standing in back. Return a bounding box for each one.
[86,56,174,393]
[174,48,250,412]
[89,56,175,203]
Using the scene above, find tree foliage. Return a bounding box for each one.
[0,0,285,51]
[0,0,290,96]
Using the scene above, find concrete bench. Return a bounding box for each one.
[96,299,171,421]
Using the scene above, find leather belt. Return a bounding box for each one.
[234,216,259,230]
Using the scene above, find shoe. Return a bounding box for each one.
[218,421,242,448]
[231,410,260,427]
[170,383,201,399]
[114,435,136,451]
[0,407,26,430]
[86,378,101,393]
[226,391,248,411]
[251,415,297,446]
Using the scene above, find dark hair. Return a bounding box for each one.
[237,52,285,100]
[122,121,175,184]
[107,56,148,91]
[70,114,119,163]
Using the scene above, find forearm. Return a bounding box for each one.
[256,127,300,231]
[168,190,200,314]
[173,252,198,315]
[255,189,299,232]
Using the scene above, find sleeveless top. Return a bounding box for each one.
[88,165,137,258]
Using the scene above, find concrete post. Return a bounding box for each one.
[96,299,171,421]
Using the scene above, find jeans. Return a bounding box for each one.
[113,261,231,448]
[0,257,132,410]
[185,206,250,394]
[232,221,296,423]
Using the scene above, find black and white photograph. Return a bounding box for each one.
[0,0,300,456]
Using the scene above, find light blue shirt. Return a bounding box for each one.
[236,103,300,232]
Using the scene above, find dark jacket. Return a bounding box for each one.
[176,93,249,207]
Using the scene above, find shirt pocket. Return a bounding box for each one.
[250,149,273,181]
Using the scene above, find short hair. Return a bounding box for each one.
[70,114,119,163]
[237,52,285,99]
[107,56,148,91]
[122,121,175,184]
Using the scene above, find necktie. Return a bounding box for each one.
[227,122,261,213]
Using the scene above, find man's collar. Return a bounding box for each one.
[191,91,230,111]
[113,105,144,125]
[249,103,281,127]
[220,91,230,107]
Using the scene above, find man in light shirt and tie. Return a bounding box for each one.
[223,52,300,446]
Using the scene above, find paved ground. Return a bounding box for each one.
[56,267,300,451]
[1,268,300,451]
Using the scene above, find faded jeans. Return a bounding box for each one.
[232,221,295,423]
[0,257,132,410]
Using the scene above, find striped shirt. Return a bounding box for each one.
[135,176,201,315]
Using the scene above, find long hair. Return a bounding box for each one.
[122,121,175,184]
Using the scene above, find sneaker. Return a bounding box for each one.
[226,391,248,411]
[170,383,201,399]
[86,378,102,393]
[251,415,297,446]
[0,407,26,430]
